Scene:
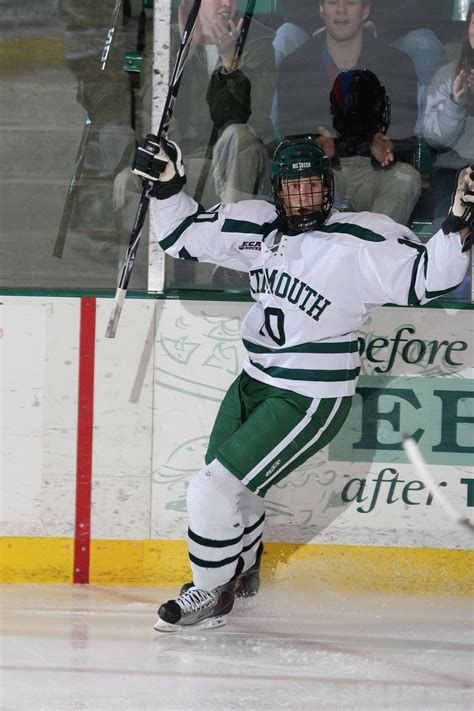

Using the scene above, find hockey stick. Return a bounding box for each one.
[402,436,474,533]
[101,0,123,70]
[52,0,123,259]
[105,0,202,338]
[229,0,257,73]
[193,0,257,204]
[52,116,92,258]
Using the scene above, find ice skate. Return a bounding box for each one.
[235,543,263,598]
[179,545,263,600]
[154,582,235,633]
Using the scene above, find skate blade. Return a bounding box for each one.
[235,596,257,611]
[154,615,227,633]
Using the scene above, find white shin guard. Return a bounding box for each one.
[186,459,264,591]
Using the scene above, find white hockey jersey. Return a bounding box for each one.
[151,192,469,398]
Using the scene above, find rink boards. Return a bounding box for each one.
[0,295,473,593]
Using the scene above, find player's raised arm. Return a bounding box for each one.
[358,166,472,308]
[421,164,473,298]
[441,164,474,250]
[132,135,276,271]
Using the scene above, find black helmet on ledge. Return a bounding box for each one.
[330,69,391,139]
[271,134,334,233]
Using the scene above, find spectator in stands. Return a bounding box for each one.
[327,68,423,222]
[206,60,272,287]
[273,0,318,66]
[371,0,448,131]
[422,3,474,228]
[169,0,275,204]
[271,0,320,132]
[127,0,275,288]
[206,69,271,203]
[277,0,421,225]
[421,3,474,300]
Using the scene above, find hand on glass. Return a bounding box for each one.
[452,68,474,105]
[370,132,395,168]
[316,126,335,160]
[210,17,244,68]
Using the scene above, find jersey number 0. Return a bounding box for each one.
[259,307,286,346]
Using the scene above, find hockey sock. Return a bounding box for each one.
[239,487,265,572]
[186,459,247,590]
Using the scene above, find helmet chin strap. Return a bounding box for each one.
[285,212,327,234]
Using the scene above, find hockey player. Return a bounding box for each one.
[132,133,473,632]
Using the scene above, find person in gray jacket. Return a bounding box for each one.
[422,4,474,227]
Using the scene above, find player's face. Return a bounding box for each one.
[200,0,237,29]
[320,0,370,42]
[279,176,327,216]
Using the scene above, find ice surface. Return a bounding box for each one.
[1,584,473,710]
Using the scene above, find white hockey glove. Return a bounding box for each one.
[131,135,186,199]
[442,164,474,251]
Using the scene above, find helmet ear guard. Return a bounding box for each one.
[271,134,334,233]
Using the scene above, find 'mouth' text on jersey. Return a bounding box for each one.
[249,268,331,322]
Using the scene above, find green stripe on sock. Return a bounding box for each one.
[243,512,265,535]
[242,534,262,554]
[188,528,243,548]
[189,551,241,568]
